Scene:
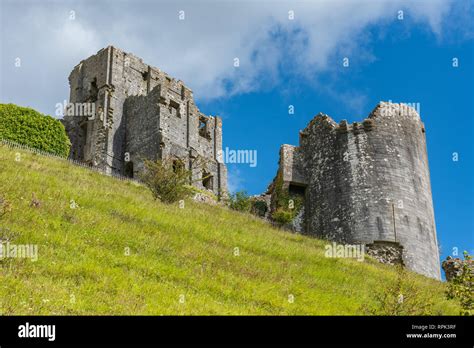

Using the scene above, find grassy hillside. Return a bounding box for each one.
[0,144,459,315]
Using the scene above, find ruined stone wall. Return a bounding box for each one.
[366,241,404,266]
[278,144,306,186]
[298,102,440,279]
[64,46,227,196]
[123,86,162,177]
[442,256,474,281]
[267,102,440,279]
[64,47,111,170]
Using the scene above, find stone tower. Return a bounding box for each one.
[62,46,227,197]
[267,102,440,279]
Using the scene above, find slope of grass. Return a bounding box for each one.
[0,144,459,315]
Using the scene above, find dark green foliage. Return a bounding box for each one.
[229,191,252,213]
[446,251,474,315]
[270,170,304,226]
[271,209,294,225]
[228,192,269,218]
[139,158,193,204]
[251,200,268,217]
[0,103,71,157]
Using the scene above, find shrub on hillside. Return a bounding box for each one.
[270,171,304,226]
[271,208,294,225]
[0,103,71,157]
[445,251,474,315]
[251,200,268,217]
[140,158,193,204]
[228,191,252,213]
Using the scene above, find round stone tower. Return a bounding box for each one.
[299,102,440,279]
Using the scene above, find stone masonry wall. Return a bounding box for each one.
[63,46,227,197]
[267,102,441,280]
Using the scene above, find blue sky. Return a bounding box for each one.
[198,4,474,264]
[1,0,473,269]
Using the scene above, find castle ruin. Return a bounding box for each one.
[63,47,440,279]
[264,102,441,280]
[62,46,227,197]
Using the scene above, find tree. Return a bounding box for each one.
[140,156,214,204]
[445,251,474,315]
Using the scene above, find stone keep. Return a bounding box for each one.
[267,102,441,279]
[62,46,227,197]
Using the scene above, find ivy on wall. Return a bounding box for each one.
[271,169,304,226]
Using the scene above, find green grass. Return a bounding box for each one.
[0,144,460,315]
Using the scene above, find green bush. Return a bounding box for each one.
[229,191,252,213]
[251,200,268,217]
[445,251,474,315]
[0,104,71,157]
[271,208,294,225]
[270,170,304,226]
[140,158,193,204]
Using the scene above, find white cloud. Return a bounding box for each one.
[0,0,461,116]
